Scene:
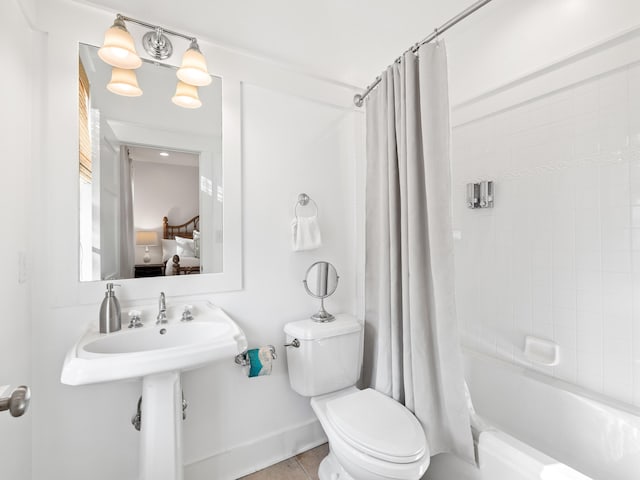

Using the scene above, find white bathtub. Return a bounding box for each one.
[462,348,640,480]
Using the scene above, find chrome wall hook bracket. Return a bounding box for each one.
[466,181,494,209]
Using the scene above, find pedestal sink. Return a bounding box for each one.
[61,301,247,480]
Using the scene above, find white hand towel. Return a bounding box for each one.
[291,215,322,251]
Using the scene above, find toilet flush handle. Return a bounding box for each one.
[284,339,300,348]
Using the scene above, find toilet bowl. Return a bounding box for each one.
[284,314,430,480]
[312,387,430,480]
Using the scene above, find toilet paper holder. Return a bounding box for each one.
[234,345,277,367]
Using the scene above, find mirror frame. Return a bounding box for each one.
[44,13,242,307]
[303,261,339,299]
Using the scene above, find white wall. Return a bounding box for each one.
[447,0,640,105]
[452,27,640,407]
[28,2,363,480]
[0,0,38,477]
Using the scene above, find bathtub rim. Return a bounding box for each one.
[461,345,640,419]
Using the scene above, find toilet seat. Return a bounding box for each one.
[325,388,427,464]
[311,387,430,480]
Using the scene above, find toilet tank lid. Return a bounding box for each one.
[284,314,362,340]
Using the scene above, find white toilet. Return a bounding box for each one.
[284,313,430,480]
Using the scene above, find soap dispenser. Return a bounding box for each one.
[99,283,121,333]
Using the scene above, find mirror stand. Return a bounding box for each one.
[311,298,334,323]
[303,261,339,323]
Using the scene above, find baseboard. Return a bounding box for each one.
[184,418,328,480]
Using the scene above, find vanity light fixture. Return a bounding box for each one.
[107,67,143,96]
[98,16,142,69]
[172,81,202,109]
[159,152,169,157]
[177,40,212,87]
[98,14,212,108]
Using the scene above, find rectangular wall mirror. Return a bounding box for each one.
[78,43,223,282]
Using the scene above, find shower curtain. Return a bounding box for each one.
[364,42,474,461]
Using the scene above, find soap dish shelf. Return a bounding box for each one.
[524,336,559,366]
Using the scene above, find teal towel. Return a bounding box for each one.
[248,347,273,377]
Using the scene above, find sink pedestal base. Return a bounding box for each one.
[139,371,184,480]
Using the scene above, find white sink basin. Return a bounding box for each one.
[61,301,248,385]
[61,300,247,480]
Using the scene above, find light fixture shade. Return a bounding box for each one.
[107,67,143,97]
[172,81,202,109]
[98,17,142,69]
[136,231,159,246]
[176,40,212,86]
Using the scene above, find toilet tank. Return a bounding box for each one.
[284,314,363,397]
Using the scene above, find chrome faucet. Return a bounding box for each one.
[156,292,167,324]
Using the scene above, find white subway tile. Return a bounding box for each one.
[603,292,633,319]
[603,344,633,404]
[600,163,630,207]
[575,248,602,271]
[602,249,632,273]
[603,312,633,344]
[631,206,640,227]
[630,161,640,206]
[553,269,575,290]
[574,167,600,209]
[633,367,640,407]
[576,310,603,352]
[552,287,577,310]
[572,83,598,117]
[602,207,630,229]
[577,350,603,394]
[555,346,577,384]
[454,67,638,407]
[602,227,631,251]
[533,321,554,342]
[576,270,602,293]
[598,71,628,110]
[577,289,602,314]
[554,308,577,332]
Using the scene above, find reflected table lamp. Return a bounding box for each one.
[136,231,159,263]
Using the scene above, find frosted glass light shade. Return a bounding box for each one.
[107,68,143,97]
[176,41,212,86]
[172,81,202,109]
[98,18,142,69]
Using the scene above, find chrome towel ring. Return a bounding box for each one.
[294,193,319,220]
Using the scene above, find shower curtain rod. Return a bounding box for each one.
[353,0,494,107]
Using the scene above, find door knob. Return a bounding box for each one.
[0,385,30,417]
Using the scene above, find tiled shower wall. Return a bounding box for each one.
[452,63,640,407]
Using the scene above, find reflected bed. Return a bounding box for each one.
[162,215,201,275]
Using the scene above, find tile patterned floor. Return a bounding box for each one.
[238,443,328,480]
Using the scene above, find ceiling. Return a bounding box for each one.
[128,146,199,168]
[75,1,640,104]
[74,0,479,88]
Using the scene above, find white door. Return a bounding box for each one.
[0,0,35,476]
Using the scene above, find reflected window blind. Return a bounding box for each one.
[79,60,91,183]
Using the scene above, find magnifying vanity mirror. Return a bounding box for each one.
[78,43,222,282]
[303,261,339,322]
